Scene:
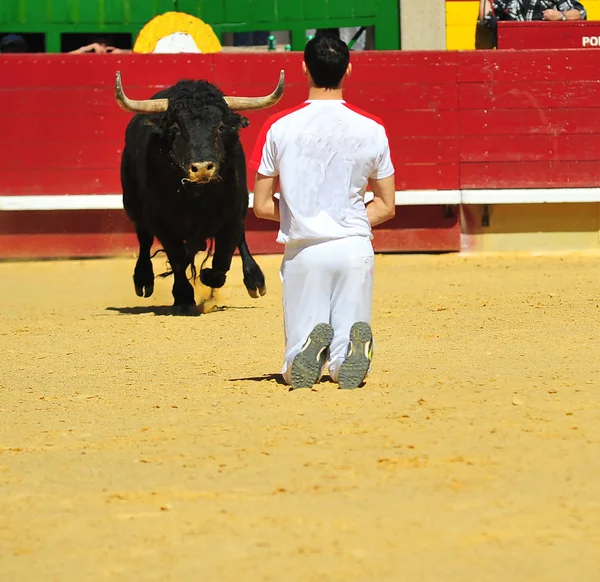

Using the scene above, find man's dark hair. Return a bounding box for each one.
[304,34,350,90]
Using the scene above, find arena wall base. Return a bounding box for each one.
[460,203,600,253]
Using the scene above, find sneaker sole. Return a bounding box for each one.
[290,323,334,389]
[338,322,373,390]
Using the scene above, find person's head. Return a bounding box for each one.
[302,33,351,90]
[0,34,27,53]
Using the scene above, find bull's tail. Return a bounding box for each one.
[152,239,214,281]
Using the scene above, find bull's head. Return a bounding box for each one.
[115,71,284,184]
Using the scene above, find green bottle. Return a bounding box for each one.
[284,44,291,51]
[267,35,276,51]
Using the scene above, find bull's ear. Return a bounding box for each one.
[239,116,250,128]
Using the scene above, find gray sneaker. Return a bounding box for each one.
[338,322,373,390]
[290,323,334,389]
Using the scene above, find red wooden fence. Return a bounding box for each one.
[1,49,599,258]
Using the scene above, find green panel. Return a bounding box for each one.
[225,0,250,23]
[302,0,327,20]
[374,0,399,49]
[105,0,125,24]
[252,0,277,23]
[0,0,21,26]
[174,0,200,18]
[197,1,225,25]
[77,0,101,24]
[328,0,353,20]
[45,0,72,24]
[128,0,173,26]
[279,1,303,21]
[0,0,400,50]
[354,0,374,19]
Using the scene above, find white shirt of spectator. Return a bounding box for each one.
[153,32,202,54]
[250,100,394,245]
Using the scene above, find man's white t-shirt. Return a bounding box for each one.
[249,100,394,245]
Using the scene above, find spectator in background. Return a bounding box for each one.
[69,35,131,54]
[0,34,28,53]
[483,0,587,21]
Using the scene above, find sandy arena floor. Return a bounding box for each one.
[1,251,599,581]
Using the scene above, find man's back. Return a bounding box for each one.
[250,100,394,244]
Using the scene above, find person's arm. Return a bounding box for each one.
[367,175,395,227]
[542,8,583,19]
[481,0,492,19]
[543,1,587,20]
[69,43,108,54]
[253,173,280,222]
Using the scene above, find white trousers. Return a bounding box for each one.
[280,236,374,384]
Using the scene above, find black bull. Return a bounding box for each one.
[115,70,284,315]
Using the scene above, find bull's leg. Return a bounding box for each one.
[158,237,198,316]
[200,221,242,291]
[238,228,266,298]
[133,227,155,298]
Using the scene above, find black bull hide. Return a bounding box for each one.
[118,74,282,316]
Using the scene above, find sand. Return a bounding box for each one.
[1,251,599,581]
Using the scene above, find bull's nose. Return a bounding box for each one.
[189,161,218,182]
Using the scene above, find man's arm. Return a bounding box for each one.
[252,173,280,222]
[544,1,586,20]
[366,175,395,227]
[542,8,583,19]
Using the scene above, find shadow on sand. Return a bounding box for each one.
[228,374,335,387]
[105,305,255,316]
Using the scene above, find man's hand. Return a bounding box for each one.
[542,9,565,20]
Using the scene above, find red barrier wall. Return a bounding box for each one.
[0,52,461,257]
[2,49,599,258]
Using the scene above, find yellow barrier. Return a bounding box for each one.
[446,0,600,50]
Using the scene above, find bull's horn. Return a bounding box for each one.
[223,70,285,111]
[115,71,169,114]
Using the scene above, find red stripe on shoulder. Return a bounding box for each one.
[342,103,385,127]
[249,102,311,172]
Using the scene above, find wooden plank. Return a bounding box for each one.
[0,234,138,258]
[459,107,600,136]
[460,49,600,83]
[382,110,459,137]
[459,80,600,110]
[0,209,132,235]
[461,161,600,189]
[0,112,129,142]
[0,168,120,195]
[0,87,121,115]
[0,140,124,170]
[0,54,217,89]
[389,137,459,164]
[394,164,460,190]
[351,83,458,111]
[460,134,600,163]
[350,52,458,85]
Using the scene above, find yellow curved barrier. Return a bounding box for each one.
[133,11,222,54]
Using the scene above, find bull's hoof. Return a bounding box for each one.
[200,268,226,289]
[247,284,267,299]
[134,282,154,298]
[173,304,200,317]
